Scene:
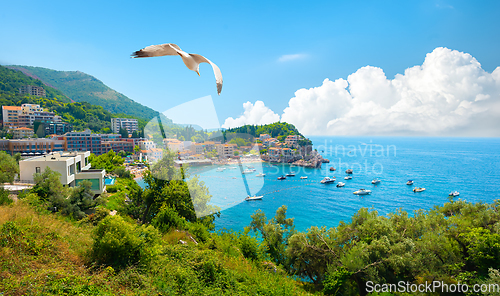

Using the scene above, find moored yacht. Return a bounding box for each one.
[320,177,335,184]
[353,189,371,195]
[245,195,263,201]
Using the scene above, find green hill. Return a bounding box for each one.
[7,65,158,121]
[0,65,70,104]
[223,122,312,145]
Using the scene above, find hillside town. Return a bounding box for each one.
[1,103,327,169]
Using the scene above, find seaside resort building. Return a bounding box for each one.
[19,151,106,195]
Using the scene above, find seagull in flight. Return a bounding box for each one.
[131,43,223,95]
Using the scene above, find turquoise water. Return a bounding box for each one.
[138,137,500,232]
[104,177,116,185]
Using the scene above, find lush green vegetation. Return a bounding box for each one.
[0,151,312,295]
[2,146,500,295]
[7,65,159,120]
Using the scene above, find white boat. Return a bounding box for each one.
[336,182,345,188]
[256,173,266,177]
[344,176,352,180]
[216,167,226,172]
[353,189,371,195]
[300,176,308,179]
[242,169,254,174]
[372,179,381,184]
[413,187,426,193]
[245,195,263,201]
[406,180,413,185]
[286,172,296,177]
[449,191,460,197]
[229,166,238,169]
[321,177,335,184]
[346,169,353,174]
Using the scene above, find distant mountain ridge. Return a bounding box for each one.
[7,65,158,120]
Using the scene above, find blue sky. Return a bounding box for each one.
[1,0,500,136]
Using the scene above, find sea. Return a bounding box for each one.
[137,137,500,233]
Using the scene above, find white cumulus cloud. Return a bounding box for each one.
[278,53,307,62]
[281,47,500,136]
[222,101,280,129]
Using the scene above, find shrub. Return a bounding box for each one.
[81,208,110,226]
[91,215,161,269]
[106,185,118,193]
[0,188,13,206]
[151,205,187,233]
[187,222,210,243]
[238,233,262,261]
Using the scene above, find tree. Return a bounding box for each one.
[119,127,129,139]
[89,150,124,173]
[131,130,139,138]
[247,206,295,269]
[65,180,96,219]
[133,145,141,155]
[0,151,19,183]
[140,150,220,228]
[33,120,45,138]
[32,167,68,209]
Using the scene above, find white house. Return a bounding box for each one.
[19,151,106,195]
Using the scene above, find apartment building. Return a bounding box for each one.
[101,140,134,154]
[12,127,34,139]
[1,104,55,128]
[216,143,236,159]
[64,129,105,155]
[190,143,205,155]
[1,106,21,129]
[43,121,73,135]
[18,104,55,127]
[111,118,138,134]
[166,139,184,152]
[0,138,66,155]
[19,85,46,97]
[285,135,298,148]
[19,151,106,195]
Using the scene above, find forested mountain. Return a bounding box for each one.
[0,65,151,133]
[6,65,158,121]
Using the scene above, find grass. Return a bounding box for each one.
[0,201,317,295]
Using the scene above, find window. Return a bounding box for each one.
[35,167,40,174]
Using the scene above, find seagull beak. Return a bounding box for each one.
[196,70,200,76]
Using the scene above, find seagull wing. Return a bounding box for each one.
[191,54,223,95]
[131,43,183,58]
